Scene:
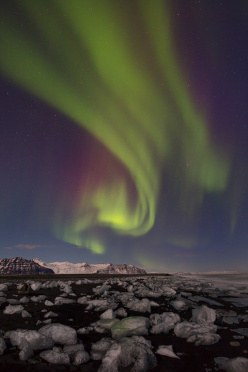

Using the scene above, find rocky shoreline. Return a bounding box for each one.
[0,274,248,371]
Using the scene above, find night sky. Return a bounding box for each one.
[1,0,248,273]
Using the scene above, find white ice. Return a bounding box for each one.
[215,356,248,372]
[111,316,151,340]
[3,304,24,314]
[156,345,180,359]
[38,323,77,345]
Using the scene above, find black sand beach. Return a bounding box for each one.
[0,274,247,371]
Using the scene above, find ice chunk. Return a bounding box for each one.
[98,336,157,372]
[63,344,85,356]
[17,283,30,294]
[54,297,76,305]
[91,338,114,360]
[156,345,180,359]
[7,298,20,305]
[44,300,54,306]
[189,295,223,306]
[0,337,6,356]
[126,298,151,313]
[174,321,217,338]
[30,282,42,291]
[19,296,29,304]
[7,329,55,350]
[98,343,121,371]
[111,316,150,340]
[72,350,90,365]
[191,305,216,324]
[174,321,220,345]
[40,349,70,364]
[43,319,52,324]
[77,296,88,304]
[63,343,90,365]
[187,332,221,345]
[100,309,116,319]
[150,312,180,334]
[94,319,120,333]
[215,356,248,372]
[221,297,248,307]
[231,328,248,337]
[38,323,77,345]
[44,311,58,318]
[31,295,47,303]
[93,284,111,295]
[60,283,72,294]
[223,316,240,325]
[3,304,24,314]
[115,308,127,318]
[19,338,34,361]
[0,284,8,292]
[77,327,93,335]
[170,300,188,311]
[22,310,32,318]
[161,286,176,296]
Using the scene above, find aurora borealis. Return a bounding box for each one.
[0,0,248,272]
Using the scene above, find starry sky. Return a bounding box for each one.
[0,0,248,273]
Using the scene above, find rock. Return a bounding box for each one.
[111,316,151,340]
[38,323,77,345]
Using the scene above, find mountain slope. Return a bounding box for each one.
[33,258,146,274]
[0,257,54,274]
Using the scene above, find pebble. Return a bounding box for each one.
[230,341,240,347]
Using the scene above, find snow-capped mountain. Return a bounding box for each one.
[0,257,54,275]
[33,258,146,275]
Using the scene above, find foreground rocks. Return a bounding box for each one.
[0,274,248,371]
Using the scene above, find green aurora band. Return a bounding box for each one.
[0,0,229,254]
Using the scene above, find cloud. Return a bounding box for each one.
[174,254,197,257]
[4,244,53,250]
